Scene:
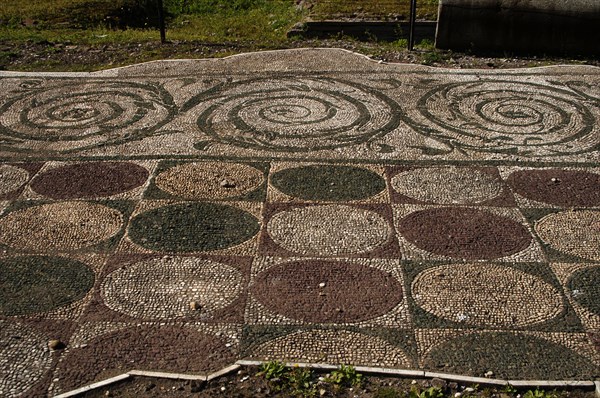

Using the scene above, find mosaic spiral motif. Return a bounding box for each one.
[251,260,403,323]
[0,321,53,398]
[154,162,264,199]
[0,81,175,153]
[102,257,243,319]
[0,165,29,196]
[409,80,597,156]
[0,256,94,316]
[267,205,391,256]
[31,162,149,199]
[0,201,123,251]
[186,77,402,151]
[253,329,410,367]
[391,167,502,204]
[412,264,563,328]
[535,210,600,261]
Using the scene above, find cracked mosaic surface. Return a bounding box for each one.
[0,50,599,395]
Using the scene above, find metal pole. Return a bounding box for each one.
[408,0,417,50]
[157,0,166,43]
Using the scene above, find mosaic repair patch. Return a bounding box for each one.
[0,50,599,396]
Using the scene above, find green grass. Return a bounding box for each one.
[309,0,439,20]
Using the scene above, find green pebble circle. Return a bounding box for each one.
[271,165,386,201]
[0,256,94,316]
[129,202,260,252]
[568,266,600,316]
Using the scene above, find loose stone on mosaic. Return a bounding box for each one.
[424,332,597,380]
[30,162,149,199]
[0,165,29,196]
[0,321,53,398]
[267,205,391,256]
[412,264,563,328]
[391,167,502,204]
[129,202,260,252]
[508,169,600,207]
[397,207,532,260]
[535,210,600,261]
[0,256,95,316]
[252,329,410,367]
[250,260,403,323]
[102,257,243,319]
[270,165,386,201]
[154,162,264,199]
[0,201,123,251]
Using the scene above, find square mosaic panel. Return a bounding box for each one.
[145,160,268,202]
[83,254,251,324]
[404,261,582,332]
[415,329,600,380]
[50,321,241,396]
[392,204,545,262]
[20,160,157,201]
[551,263,600,331]
[246,257,410,328]
[0,200,134,255]
[524,208,600,263]
[386,165,516,207]
[260,202,400,258]
[267,162,389,204]
[119,200,262,256]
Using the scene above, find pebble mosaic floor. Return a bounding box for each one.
[0,49,599,397]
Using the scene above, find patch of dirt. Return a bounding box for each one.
[1,38,598,72]
[79,366,596,398]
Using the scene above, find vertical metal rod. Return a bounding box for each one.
[157,0,166,43]
[408,0,417,50]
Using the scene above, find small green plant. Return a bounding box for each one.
[374,386,401,398]
[408,386,445,398]
[288,366,317,398]
[523,388,557,398]
[503,385,518,395]
[325,364,363,387]
[257,360,287,381]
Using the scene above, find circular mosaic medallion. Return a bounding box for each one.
[0,165,29,196]
[129,203,260,252]
[188,77,402,151]
[267,205,391,256]
[397,207,531,260]
[30,162,148,199]
[0,256,94,316]
[406,80,597,156]
[391,167,503,204]
[0,81,175,154]
[535,210,600,261]
[0,202,123,251]
[271,165,386,201]
[412,264,563,327]
[154,162,264,199]
[507,169,600,207]
[0,321,53,397]
[102,257,243,319]
[251,260,403,323]
[253,329,410,367]
[568,266,600,316]
[424,332,597,380]
[57,326,235,392]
